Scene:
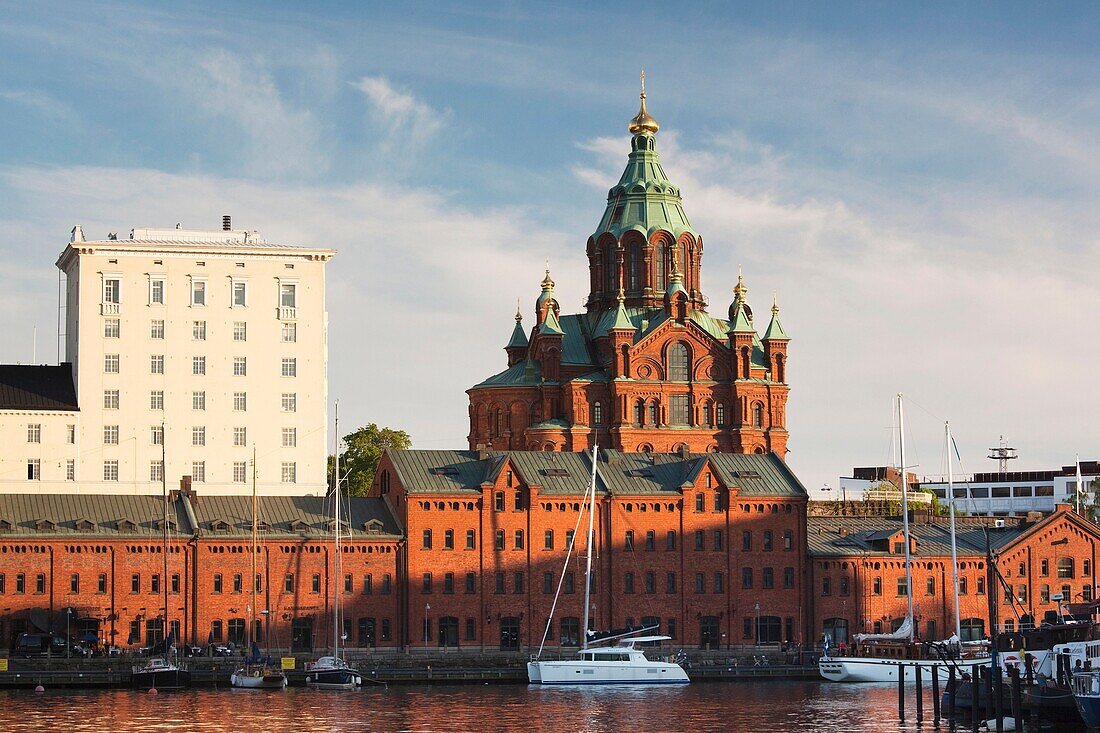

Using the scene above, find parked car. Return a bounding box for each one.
[12,633,70,658]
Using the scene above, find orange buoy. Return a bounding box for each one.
[148,687,158,695]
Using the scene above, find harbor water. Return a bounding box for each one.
[0,680,990,732]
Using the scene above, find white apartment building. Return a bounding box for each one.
[0,221,334,496]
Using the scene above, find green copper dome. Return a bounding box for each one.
[592,123,695,240]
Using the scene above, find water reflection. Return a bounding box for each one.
[0,681,959,732]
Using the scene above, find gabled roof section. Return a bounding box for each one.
[0,364,78,411]
[509,450,601,495]
[598,451,691,495]
[387,450,492,494]
[806,516,1029,558]
[707,453,808,498]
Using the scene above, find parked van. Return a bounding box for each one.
[12,633,68,658]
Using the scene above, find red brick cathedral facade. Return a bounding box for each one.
[468,89,790,456]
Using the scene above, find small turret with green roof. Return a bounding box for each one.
[505,302,529,367]
[763,293,790,342]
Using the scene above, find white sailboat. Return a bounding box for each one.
[231,447,288,690]
[527,445,689,685]
[131,431,190,691]
[819,398,990,682]
[305,402,363,690]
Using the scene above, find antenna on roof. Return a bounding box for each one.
[987,436,1018,474]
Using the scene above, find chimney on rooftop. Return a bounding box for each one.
[222,215,231,231]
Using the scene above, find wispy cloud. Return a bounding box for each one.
[353,76,450,151]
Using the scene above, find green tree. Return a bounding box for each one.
[1088,477,1100,523]
[328,423,411,497]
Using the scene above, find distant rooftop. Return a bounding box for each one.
[63,221,335,256]
[0,364,78,411]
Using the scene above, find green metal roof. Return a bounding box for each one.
[592,134,696,240]
[386,449,492,494]
[610,298,635,331]
[188,495,401,538]
[507,319,528,348]
[728,302,754,333]
[706,452,809,497]
[539,309,564,336]
[0,494,189,538]
[764,310,789,341]
[471,359,542,388]
[806,516,1028,558]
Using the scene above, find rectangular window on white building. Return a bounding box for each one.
[103,425,119,445]
[191,279,206,306]
[27,459,41,481]
[151,320,165,339]
[27,424,41,443]
[233,392,247,411]
[150,460,164,482]
[150,278,165,305]
[192,356,206,375]
[104,354,120,373]
[103,460,119,481]
[192,391,206,410]
[233,462,247,483]
[281,462,296,483]
[151,425,164,445]
[232,281,247,307]
[281,358,297,377]
[280,283,297,308]
[282,428,297,448]
[193,320,206,340]
[233,427,247,446]
[103,390,119,409]
[192,426,205,446]
[150,391,164,411]
[281,393,296,412]
[103,278,121,305]
[66,424,75,444]
[150,355,164,374]
[233,322,247,342]
[104,319,120,338]
[192,461,206,482]
[233,357,247,376]
[281,322,297,342]
[65,459,75,481]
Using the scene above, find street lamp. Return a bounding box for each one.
[65,608,73,659]
[424,603,431,648]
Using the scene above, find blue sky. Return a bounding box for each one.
[1,1,1098,494]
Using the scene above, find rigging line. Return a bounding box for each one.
[536,467,594,658]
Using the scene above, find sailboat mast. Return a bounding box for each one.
[333,401,341,657]
[161,424,169,657]
[946,422,962,640]
[251,445,258,649]
[581,445,598,651]
[897,394,915,637]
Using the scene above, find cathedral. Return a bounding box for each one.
[468,82,791,456]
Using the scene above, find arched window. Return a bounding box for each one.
[655,243,666,291]
[752,403,764,428]
[668,343,690,381]
[648,400,660,427]
[775,353,785,383]
[740,346,751,379]
[628,242,641,291]
[960,618,984,642]
[702,401,712,427]
[634,399,645,426]
[716,403,726,426]
[823,618,849,645]
[1058,557,1076,579]
[592,402,604,426]
[495,409,504,436]
[605,246,616,291]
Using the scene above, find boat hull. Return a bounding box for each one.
[819,656,990,683]
[131,667,191,690]
[305,667,362,690]
[527,660,689,685]
[231,669,288,690]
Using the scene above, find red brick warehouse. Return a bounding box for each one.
[467,86,790,456]
[372,447,809,649]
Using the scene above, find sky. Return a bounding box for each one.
[0,1,1097,496]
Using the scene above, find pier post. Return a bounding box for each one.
[1008,665,1021,730]
[932,664,941,726]
[970,665,979,733]
[983,664,993,726]
[993,665,1003,733]
[916,663,924,723]
[947,666,956,730]
[899,665,906,723]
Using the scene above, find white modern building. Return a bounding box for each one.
[0,220,334,496]
[836,463,1099,517]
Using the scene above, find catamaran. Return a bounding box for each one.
[231,447,288,690]
[305,403,363,690]
[527,445,689,685]
[819,398,990,682]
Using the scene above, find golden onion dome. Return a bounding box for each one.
[628,70,659,136]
